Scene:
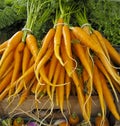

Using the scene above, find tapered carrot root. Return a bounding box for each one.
[26,33,39,61]
[47,54,58,100]
[0,31,23,66]
[61,40,88,121]
[54,18,64,66]
[8,42,25,97]
[22,45,31,74]
[35,28,55,65]
[0,40,8,54]
[71,27,104,55]
[103,37,120,65]
[0,70,13,93]
[93,65,106,121]
[0,51,14,78]
[57,66,65,113]
[51,61,62,100]
[93,30,110,61]
[99,72,120,120]
[94,56,119,102]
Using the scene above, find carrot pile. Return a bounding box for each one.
[0,0,120,125]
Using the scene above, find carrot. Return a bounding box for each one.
[0,61,14,80]
[54,18,64,66]
[93,65,106,121]
[93,30,110,60]
[0,40,8,54]
[0,40,8,50]
[103,37,120,65]
[0,85,10,101]
[13,68,34,96]
[35,42,54,83]
[26,33,39,60]
[61,40,88,121]
[65,72,71,103]
[65,72,71,114]
[71,27,104,55]
[28,56,35,67]
[94,56,119,102]
[35,28,55,65]
[22,44,31,74]
[8,42,25,97]
[0,51,14,78]
[51,61,62,100]
[57,66,65,114]
[0,70,13,93]
[82,68,92,120]
[99,72,120,120]
[47,54,58,100]
[31,79,38,94]
[62,25,71,58]
[0,31,23,66]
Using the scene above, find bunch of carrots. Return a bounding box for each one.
[0,0,120,125]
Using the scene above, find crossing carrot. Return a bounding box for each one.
[54,18,64,66]
[93,65,106,121]
[0,51,14,78]
[0,31,23,66]
[26,33,39,60]
[8,42,25,97]
[22,44,31,74]
[0,70,13,93]
[35,28,55,65]
[100,72,120,120]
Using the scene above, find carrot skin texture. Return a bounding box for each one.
[0,70,13,93]
[0,31,23,66]
[103,37,120,65]
[26,34,38,60]
[71,27,103,54]
[0,51,14,78]
[93,65,106,120]
[54,18,64,66]
[100,72,120,120]
[62,25,71,58]
[35,28,55,65]
[22,45,31,74]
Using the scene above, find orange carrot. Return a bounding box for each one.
[93,30,110,60]
[82,68,92,120]
[57,66,65,114]
[9,42,25,97]
[13,68,34,95]
[51,61,62,99]
[35,42,54,83]
[0,31,23,66]
[103,37,120,65]
[62,25,71,58]
[99,72,120,120]
[0,70,13,93]
[61,40,88,121]
[47,54,58,100]
[22,44,31,74]
[65,72,71,114]
[54,18,64,66]
[0,40,8,50]
[26,33,39,60]
[0,61,14,80]
[71,27,104,55]
[0,51,14,78]
[0,40,8,54]
[94,56,119,102]
[93,65,106,121]
[35,28,55,65]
